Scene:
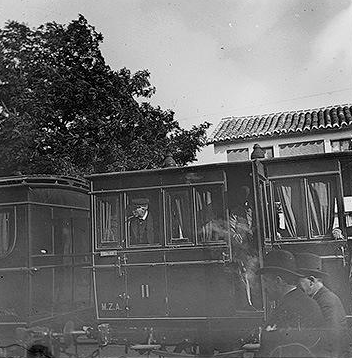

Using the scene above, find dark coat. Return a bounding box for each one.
[265,288,324,330]
[261,288,325,357]
[313,286,350,358]
[129,213,154,245]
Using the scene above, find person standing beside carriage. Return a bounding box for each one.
[229,186,257,309]
[256,250,325,357]
[296,252,350,358]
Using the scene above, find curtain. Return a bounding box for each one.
[173,197,185,239]
[196,190,214,242]
[99,201,112,242]
[99,199,119,243]
[308,180,335,237]
[277,184,297,238]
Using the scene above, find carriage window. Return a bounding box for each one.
[307,178,338,238]
[96,195,122,247]
[274,179,307,239]
[31,206,53,255]
[126,190,161,246]
[0,207,15,257]
[273,176,340,240]
[165,188,193,244]
[195,185,225,243]
[53,208,73,256]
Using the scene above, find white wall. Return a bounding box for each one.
[212,129,352,161]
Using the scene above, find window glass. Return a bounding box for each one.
[126,190,161,246]
[31,206,53,255]
[262,146,274,159]
[273,179,307,239]
[307,177,338,238]
[96,195,121,247]
[0,206,15,257]
[165,188,193,244]
[273,176,340,240]
[227,148,249,162]
[331,139,352,152]
[195,185,225,243]
[53,208,72,256]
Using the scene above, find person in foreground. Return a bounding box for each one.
[296,252,350,358]
[256,249,325,357]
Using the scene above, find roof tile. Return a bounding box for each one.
[209,104,352,143]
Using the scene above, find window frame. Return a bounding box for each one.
[270,173,344,242]
[125,189,163,248]
[227,148,249,162]
[194,184,226,245]
[94,193,124,249]
[163,186,195,246]
[331,138,352,153]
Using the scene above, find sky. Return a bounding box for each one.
[0,0,352,164]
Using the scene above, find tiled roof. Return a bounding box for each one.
[209,104,352,144]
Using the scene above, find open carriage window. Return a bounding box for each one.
[195,185,225,243]
[273,176,340,240]
[0,206,15,257]
[165,188,193,245]
[126,190,161,246]
[95,195,122,248]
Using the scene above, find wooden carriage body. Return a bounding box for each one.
[88,151,352,350]
[0,175,93,340]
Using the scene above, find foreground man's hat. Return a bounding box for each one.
[295,252,329,278]
[257,250,303,277]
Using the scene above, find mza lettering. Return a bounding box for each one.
[101,302,121,311]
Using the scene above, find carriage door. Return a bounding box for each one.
[252,159,271,259]
[252,159,271,317]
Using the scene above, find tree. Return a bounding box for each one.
[0,15,210,176]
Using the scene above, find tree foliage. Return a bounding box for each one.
[0,15,210,176]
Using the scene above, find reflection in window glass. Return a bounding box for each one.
[126,190,160,246]
[331,139,352,152]
[195,186,224,243]
[165,188,193,244]
[54,208,72,256]
[96,195,121,247]
[31,206,53,255]
[0,207,15,257]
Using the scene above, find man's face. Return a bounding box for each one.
[133,204,148,218]
[261,274,280,301]
[298,277,314,296]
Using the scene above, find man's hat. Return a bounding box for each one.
[131,198,149,206]
[257,250,303,277]
[295,253,329,279]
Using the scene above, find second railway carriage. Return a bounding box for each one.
[87,151,352,353]
[0,175,94,344]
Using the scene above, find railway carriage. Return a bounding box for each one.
[0,175,93,343]
[88,151,352,353]
[0,151,351,356]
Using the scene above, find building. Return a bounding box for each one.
[208,104,352,162]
